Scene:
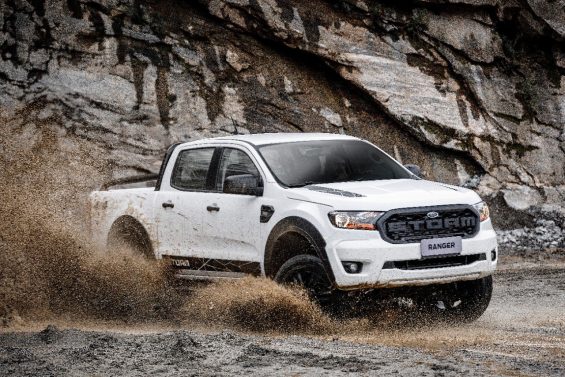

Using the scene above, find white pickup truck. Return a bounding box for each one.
[90,133,497,321]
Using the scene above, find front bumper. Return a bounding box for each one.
[325,221,498,290]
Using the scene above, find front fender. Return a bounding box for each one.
[263,200,335,281]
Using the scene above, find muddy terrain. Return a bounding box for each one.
[1,253,563,377]
[0,132,563,376]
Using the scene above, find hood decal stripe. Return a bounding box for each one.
[306,185,365,197]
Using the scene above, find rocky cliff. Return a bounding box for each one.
[1,0,564,239]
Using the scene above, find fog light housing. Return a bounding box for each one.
[342,261,362,274]
[491,249,497,261]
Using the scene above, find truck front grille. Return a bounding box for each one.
[377,205,480,244]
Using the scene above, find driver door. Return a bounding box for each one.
[202,147,263,263]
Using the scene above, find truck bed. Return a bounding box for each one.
[89,186,157,251]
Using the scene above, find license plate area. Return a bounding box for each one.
[420,236,462,257]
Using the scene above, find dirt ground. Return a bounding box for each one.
[1,255,563,377]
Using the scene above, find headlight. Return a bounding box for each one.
[328,211,383,230]
[473,201,490,222]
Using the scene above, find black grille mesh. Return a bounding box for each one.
[379,206,479,244]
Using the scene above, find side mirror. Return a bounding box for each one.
[404,164,423,178]
[223,174,263,196]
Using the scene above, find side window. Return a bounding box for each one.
[171,148,215,191]
[216,148,260,191]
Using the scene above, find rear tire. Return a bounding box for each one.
[274,255,335,307]
[107,217,154,259]
[106,217,182,288]
[419,275,493,323]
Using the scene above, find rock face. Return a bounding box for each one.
[0,0,564,236]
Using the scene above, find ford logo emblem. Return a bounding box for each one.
[427,211,439,219]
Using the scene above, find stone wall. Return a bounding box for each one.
[1,0,564,235]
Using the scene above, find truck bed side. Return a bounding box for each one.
[89,188,157,252]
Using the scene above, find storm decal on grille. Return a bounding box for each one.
[377,205,480,244]
[386,217,477,232]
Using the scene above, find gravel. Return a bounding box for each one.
[1,256,564,377]
[497,219,565,252]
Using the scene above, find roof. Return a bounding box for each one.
[192,132,359,147]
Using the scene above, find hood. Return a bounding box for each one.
[286,179,481,211]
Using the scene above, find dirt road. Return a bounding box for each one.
[1,256,564,376]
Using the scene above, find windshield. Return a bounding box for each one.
[258,139,412,187]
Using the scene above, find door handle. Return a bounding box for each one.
[206,205,220,212]
[162,201,174,209]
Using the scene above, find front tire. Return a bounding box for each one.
[274,255,335,307]
[419,275,493,323]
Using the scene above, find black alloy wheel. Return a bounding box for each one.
[274,254,335,306]
[419,275,493,323]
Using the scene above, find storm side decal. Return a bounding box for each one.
[162,255,261,276]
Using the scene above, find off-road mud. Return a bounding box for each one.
[1,151,563,376]
[1,254,563,377]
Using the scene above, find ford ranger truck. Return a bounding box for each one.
[90,133,497,321]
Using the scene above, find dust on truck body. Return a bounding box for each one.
[90,133,497,321]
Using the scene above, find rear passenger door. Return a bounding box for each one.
[154,147,220,259]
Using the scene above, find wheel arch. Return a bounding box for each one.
[107,215,154,258]
[263,216,335,283]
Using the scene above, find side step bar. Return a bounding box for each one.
[174,269,247,280]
